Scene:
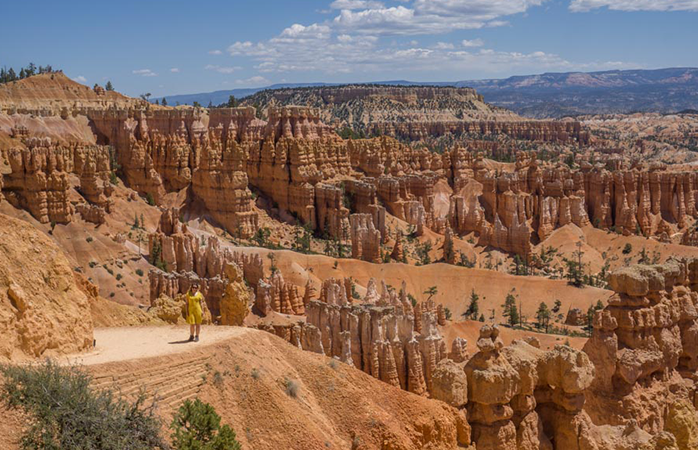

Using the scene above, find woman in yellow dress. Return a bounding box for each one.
[186,282,204,342]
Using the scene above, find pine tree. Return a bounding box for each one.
[536,302,551,332]
[162,97,168,106]
[502,292,519,327]
[552,299,562,313]
[423,286,437,302]
[464,289,480,319]
[170,399,241,450]
[105,81,114,91]
[150,240,167,271]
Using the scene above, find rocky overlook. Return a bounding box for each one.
[2,73,698,449]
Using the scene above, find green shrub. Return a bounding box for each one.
[284,378,300,398]
[0,360,166,450]
[170,398,241,450]
[136,268,144,277]
[622,243,632,254]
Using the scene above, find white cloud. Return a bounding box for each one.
[332,0,545,35]
[205,64,241,74]
[72,75,87,83]
[274,23,331,42]
[414,0,545,17]
[462,38,485,47]
[132,69,157,77]
[208,49,223,55]
[434,42,455,49]
[570,0,698,11]
[330,0,384,10]
[227,22,634,76]
[170,68,180,73]
[235,75,270,86]
[217,0,634,79]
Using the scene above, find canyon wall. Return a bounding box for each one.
[2,76,696,259]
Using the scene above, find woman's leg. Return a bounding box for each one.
[195,324,201,337]
[190,324,195,337]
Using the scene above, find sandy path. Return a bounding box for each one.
[62,325,248,366]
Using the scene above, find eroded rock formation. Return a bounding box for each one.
[3,141,112,224]
[148,207,263,316]
[219,263,251,326]
[255,270,306,316]
[584,257,698,434]
[448,151,697,256]
[302,279,448,396]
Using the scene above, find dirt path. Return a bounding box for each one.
[62,325,249,366]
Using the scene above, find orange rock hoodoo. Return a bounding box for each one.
[584,257,698,433]
[3,140,112,224]
[148,208,262,317]
[2,85,697,259]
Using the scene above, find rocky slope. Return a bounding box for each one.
[0,72,144,112]
[0,212,93,359]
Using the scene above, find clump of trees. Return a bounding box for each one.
[0,360,166,450]
[0,63,59,84]
[1,360,242,450]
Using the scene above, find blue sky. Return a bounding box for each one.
[1,0,696,97]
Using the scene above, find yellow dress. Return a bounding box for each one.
[186,291,204,325]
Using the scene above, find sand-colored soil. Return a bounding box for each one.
[441,320,588,354]
[64,326,247,366]
[225,244,612,323]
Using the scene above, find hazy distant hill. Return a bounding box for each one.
[154,68,698,118]
[466,68,698,118]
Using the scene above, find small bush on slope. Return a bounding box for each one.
[0,360,166,450]
[170,398,241,450]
